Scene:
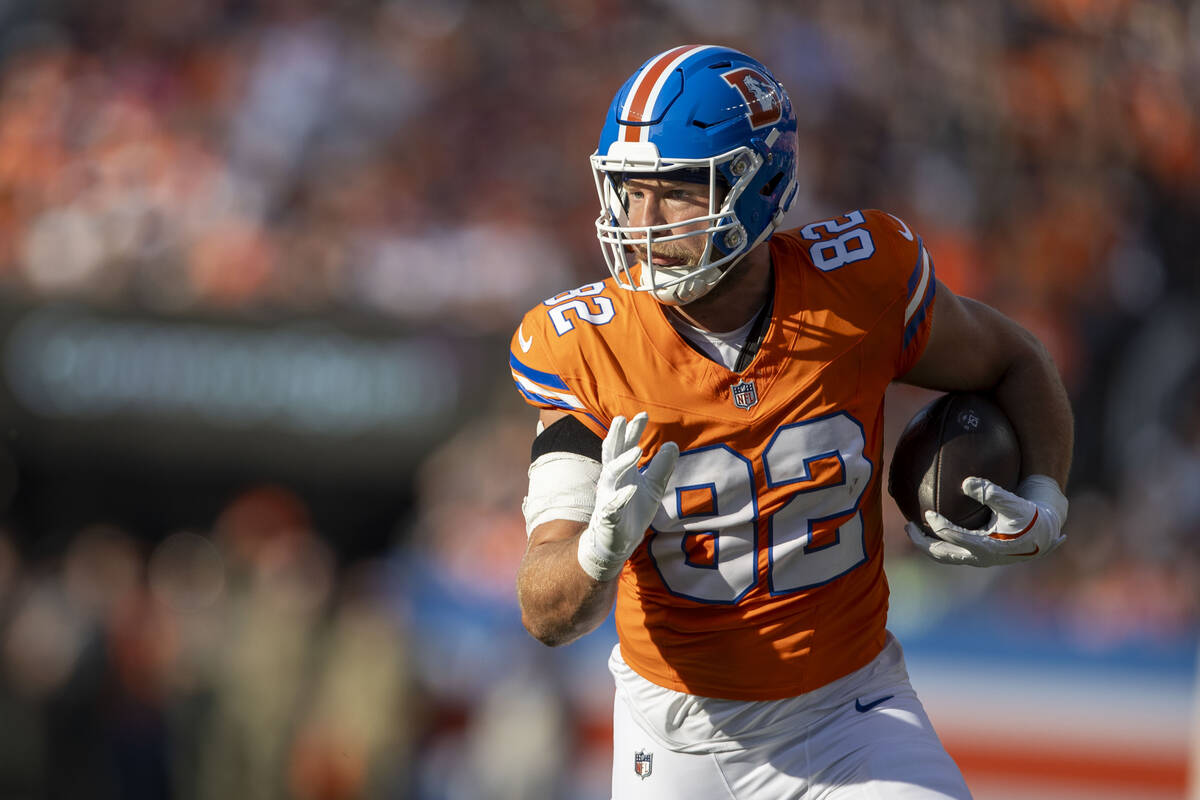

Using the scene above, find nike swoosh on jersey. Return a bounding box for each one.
[854,694,894,713]
[885,211,914,241]
[518,324,533,352]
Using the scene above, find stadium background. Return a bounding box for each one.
[0,0,1196,798]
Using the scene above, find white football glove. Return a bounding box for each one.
[906,475,1068,568]
[577,412,679,582]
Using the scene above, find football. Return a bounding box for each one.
[888,392,1021,535]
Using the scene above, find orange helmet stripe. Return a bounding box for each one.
[620,45,712,143]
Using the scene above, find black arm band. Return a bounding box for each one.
[531,415,603,463]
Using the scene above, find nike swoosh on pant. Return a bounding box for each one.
[855,694,894,713]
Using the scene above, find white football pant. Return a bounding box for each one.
[609,634,971,799]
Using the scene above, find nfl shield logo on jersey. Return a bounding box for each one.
[731,379,758,410]
[633,750,653,779]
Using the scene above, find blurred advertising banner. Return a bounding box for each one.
[0,302,482,486]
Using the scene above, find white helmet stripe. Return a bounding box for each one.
[619,45,716,143]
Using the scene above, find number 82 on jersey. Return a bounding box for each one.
[647,412,872,604]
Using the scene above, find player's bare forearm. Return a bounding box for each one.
[517,519,618,647]
[901,283,1073,486]
[988,330,1073,485]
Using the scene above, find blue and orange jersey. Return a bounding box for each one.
[510,209,936,701]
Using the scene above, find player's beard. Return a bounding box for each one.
[634,241,701,280]
[633,240,722,305]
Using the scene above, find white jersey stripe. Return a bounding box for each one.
[512,372,585,410]
[904,243,932,326]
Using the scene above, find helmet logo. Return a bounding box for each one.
[721,68,783,129]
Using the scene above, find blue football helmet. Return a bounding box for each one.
[591,45,798,305]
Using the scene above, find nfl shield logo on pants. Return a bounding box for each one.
[731,379,758,410]
[633,750,653,779]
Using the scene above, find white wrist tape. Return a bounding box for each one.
[521,452,601,537]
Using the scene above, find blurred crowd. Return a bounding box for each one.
[0,0,1197,797]
[0,488,418,799]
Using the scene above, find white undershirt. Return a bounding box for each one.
[667,309,761,370]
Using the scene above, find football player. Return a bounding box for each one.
[511,45,1073,799]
